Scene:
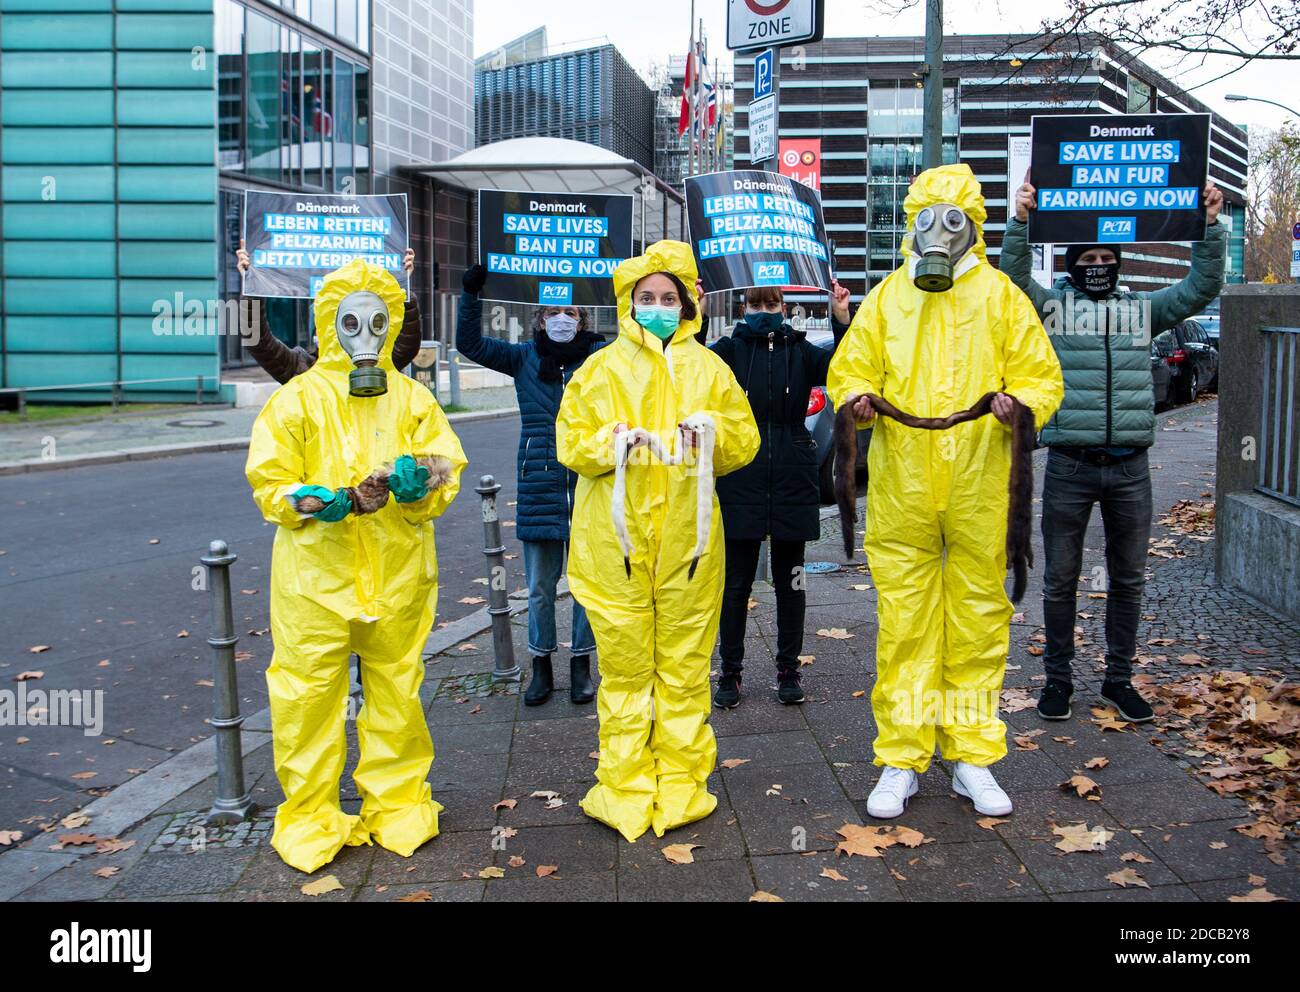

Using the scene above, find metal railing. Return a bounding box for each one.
[0,376,218,421]
[1257,326,1300,507]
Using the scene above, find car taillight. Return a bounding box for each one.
[807,387,827,417]
[1169,349,1186,364]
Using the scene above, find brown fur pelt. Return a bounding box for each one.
[833,403,861,559]
[831,391,1037,603]
[345,469,393,515]
[294,494,327,514]
[292,455,453,517]
[414,455,455,492]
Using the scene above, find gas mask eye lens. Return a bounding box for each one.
[915,207,935,232]
[371,312,386,332]
[341,313,360,334]
[942,208,966,233]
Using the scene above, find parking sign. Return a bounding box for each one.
[754,48,774,101]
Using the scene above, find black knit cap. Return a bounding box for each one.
[1065,243,1123,269]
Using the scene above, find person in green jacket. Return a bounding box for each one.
[1000,178,1225,724]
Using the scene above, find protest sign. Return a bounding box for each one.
[685,169,831,293]
[478,190,633,307]
[242,192,408,298]
[1027,113,1210,245]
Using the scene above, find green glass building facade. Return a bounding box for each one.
[1,0,221,400]
[0,0,476,400]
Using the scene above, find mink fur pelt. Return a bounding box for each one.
[833,392,1036,603]
[293,456,454,516]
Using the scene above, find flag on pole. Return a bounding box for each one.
[678,42,717,138]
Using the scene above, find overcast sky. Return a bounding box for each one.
[474,0,1295,134]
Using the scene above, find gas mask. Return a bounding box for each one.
[911,203,975,293]
[335,290,390,396]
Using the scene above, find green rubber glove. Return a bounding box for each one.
[292,484,353,522]
[388,454,431,503]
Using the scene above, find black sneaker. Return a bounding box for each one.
[777,674,805,705]
[714,673,741,709]
[1037,679,1074,720]
[1100,680,1155,723]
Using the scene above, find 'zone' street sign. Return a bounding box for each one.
[727,0,824,52]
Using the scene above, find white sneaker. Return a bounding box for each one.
[866,766,919,819]
[951,761,1013,816]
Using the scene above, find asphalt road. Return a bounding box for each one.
[0,413,524,836]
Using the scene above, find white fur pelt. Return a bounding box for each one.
[612,413,716,579]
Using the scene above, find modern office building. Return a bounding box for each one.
[0,0,475,399]
[733,35,1249,300]
[475,40,657,173]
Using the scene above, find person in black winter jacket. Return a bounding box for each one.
[456,263,608,706]
[709,281,852,707]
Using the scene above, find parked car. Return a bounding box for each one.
[1196,298,1221,390]
[1150,338,1174,409]
[805,326,869,504]
[1197,298,1221,349]
[1154,319,1219,404]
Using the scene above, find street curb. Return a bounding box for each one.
[0,582,543,899]
[0,406,519,476]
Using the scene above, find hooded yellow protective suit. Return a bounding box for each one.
[245,259,467,873]
[827,165,1063,773]
[557,241,759,842]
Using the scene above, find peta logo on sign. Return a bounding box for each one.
[753,261,789,286]
[538,282,572,305]
[1097,217,1136,242]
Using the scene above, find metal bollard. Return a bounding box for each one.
[201,540,257,826]
[196,375,205,406]
[448,348,462,408]
[476,475,520,683]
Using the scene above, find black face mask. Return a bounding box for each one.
[1070,262,1119,301]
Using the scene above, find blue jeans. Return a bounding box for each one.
[523,539,596,657]
[1040,447,1152,684]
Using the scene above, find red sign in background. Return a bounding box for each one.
[779,139,821,192]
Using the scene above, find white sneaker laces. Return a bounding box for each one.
[877,766,913,799]
[960,763,1002,799]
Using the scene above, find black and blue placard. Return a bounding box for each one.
[241,191,409,299]
[685,170,832,293]
[1026,113,1210,245]
[478,190,633,308]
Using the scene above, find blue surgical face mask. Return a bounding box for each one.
[545,313,579,343]
[745,310,784,334]
[634,305,681,341]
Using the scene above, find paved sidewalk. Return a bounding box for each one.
[0,385,519,472]
[3,398,1295,902]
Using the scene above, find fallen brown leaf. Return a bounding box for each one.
[662,843,701,865]
[1106,868,1150,889]
[301,875,343,896]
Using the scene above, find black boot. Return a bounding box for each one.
[525,655,553,706]
[570,655,595,704]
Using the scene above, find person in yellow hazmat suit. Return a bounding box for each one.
[557,240,759,842]
[245,258,467,873]
[827,164,1063,820]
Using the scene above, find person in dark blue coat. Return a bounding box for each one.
[708,282,852,708]
[456,264,608,705]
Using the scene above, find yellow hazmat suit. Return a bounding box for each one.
[827,165,1063,773]
[557,241,759,842]
[245,260,467,873]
